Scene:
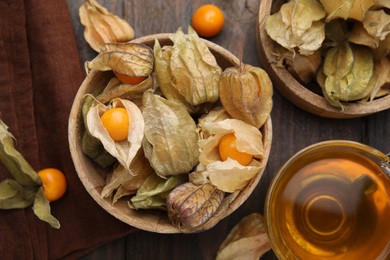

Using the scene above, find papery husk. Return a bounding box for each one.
[363,9,390,41]
[102,164,136,202]
[86,98,144,172]
[191,158,263,193]
[101,148,155,204]
[0,120,41,186]
[129,173,187,210]
[191,117,264,193]
[284,50,322,84]
[348,22,379,49]
[82,82,106,126]
[317,67,343,109]
[371,56,390,100]
[373,0,390,9]
[142,90,199,178]
[349,0,376,22]
[0,120,60,229]
[374,34,390,59]
[79,0,134,52]
[219,64,273,128]
[320,43,375,109]
[197,107,230,140]
[81,85,117,168]
[265,0,326,55]
[282,0,326,36]
[0,179,36,209]
[216,213,271,260]
[357,70,378,102]
[85,42,154,77]
[153,41,193,111]
[323,42,354,78]
[32,188,60,229]
[0,122,40,208]
[298,21,327,56]
[96,76,153,106]
[325,43,374,100]
[198,118,264,165]
[154,27,222,112]
[319,0,355,22]
[167,182,224,230]
[81,130,117,168]
[372,83,390,99]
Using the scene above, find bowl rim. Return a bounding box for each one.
[68,33,273,233]
[257,0,390,119]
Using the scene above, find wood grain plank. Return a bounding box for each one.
[366,110,390,153]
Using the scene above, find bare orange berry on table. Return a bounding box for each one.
[192,4,225,38]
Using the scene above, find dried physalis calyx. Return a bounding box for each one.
[265,0,326,55]
[167,182,224,231]
[86,98,144,173]
[142,90,200,178]
[154,27,222,113]
[79,0,134,52]
[320,0,355,22]
[219,64,273,128]
[371,56,390,100]
[317,42,375,110]
[348,22,379,49]
[216,213,271,260]
[362,9,390,42]
[101,149,155,204]
[191,109,265,193]
[285,50,322,84]
[348,0,376,22]
[85,42,154,79]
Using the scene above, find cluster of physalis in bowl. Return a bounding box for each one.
[69,27,273,233]
[258,0,390,118]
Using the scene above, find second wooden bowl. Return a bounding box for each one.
[257,0,390,119]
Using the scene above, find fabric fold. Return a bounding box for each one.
[0,0,137,259]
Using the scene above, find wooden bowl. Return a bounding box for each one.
[68,34,273,233]
[257,0,390,119]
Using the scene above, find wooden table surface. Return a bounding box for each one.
[65,0,390,259]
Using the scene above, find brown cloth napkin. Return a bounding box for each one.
[0,0,137,259]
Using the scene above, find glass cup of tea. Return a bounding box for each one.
[265,140,390,259]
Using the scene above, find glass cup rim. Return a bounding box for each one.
[264,139,390,258]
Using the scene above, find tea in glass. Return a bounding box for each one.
[266,141,390,259]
